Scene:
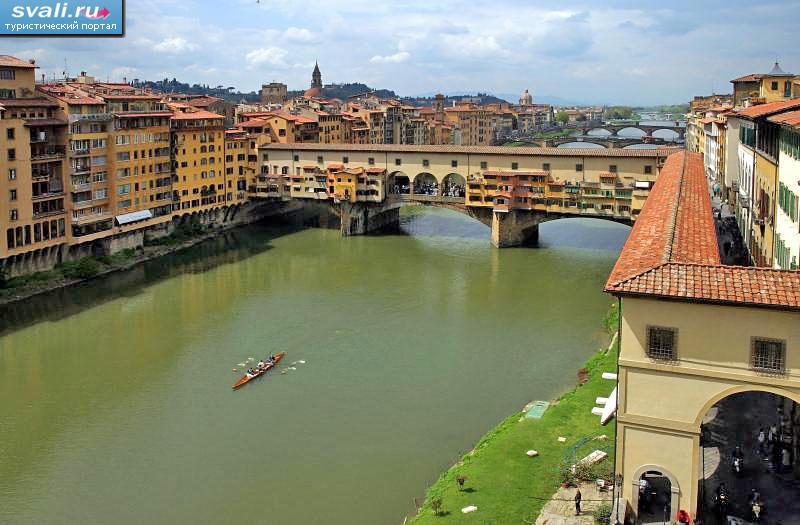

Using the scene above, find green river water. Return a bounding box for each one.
[0,208,628,524]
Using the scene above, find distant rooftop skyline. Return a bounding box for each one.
[3,0,798,105]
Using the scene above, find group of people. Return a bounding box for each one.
[387,180,466,198]
[756,419,793,473]
[245,354,278,378]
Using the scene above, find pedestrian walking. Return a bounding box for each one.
[575,489,582,515]
[757,427,766,456]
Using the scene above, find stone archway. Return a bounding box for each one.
[631,464,681,524]
[698,389,800,523]
[442,173,465,197]
[413,172,438,195]
[387,171,410,195]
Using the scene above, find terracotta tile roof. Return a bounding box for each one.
[186,96,222,107]
[261,143,678,158]
[171,109,225,120]
[731,74,763,82]
[0,98,57,108]
[767,110,800,127]
[366,167,386,174]
[734,98,800,119]
[605,151,800,310]
[100,94,163,100]
[0,55,37,68]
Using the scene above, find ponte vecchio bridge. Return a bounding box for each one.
[254,144,677,247]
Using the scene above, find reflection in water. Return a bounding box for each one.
[0,208,630,525]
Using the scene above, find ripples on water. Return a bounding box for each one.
[0,208,629,525]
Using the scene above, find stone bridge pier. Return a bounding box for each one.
[490,210,542,247]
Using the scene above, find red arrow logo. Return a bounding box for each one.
[87,7,111,19]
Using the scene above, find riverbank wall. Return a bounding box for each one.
[0,200,306,280]
[0,199,304,306]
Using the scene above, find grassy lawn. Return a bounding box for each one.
[410,305,619,524]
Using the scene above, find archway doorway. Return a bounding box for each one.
[699,390,800,524]
[387,172,410,195]
[638,470,673,524]
[413,173,438,195]
[442,173,465,197]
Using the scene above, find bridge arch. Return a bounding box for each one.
[387,171,410,195]
[413,172,438,195]
[442,173,466,197]
[586,128,613,137]
[616,126,647,138]
[652,128,680,142]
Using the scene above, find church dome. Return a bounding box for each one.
[519,89,532,105]
[304,86,322,98]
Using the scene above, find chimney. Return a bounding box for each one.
[80,71,86,76]
[123,76,127,84]
[28,59,35,65]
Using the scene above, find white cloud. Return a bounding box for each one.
[245,47,289,68]
[283,27,318,44]
[153,37,198,54]
[369,51,411,64]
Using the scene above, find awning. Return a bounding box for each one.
[115,209,153,226]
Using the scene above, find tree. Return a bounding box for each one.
[431,497,443,516]
[556,111,569,125]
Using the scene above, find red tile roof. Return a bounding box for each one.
[734,98,800,119]
[114,111,173,118]
[767,110,800,127]
[0,98,57,108]
[731,74,763,82]
[0,55,37,68]
[605,151,800,310]
[171,109,224,120]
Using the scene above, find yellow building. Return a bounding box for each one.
[444,104,491,146]
[0,56,68,270]
[605,150,800,523]
[169,106,226,214]
[732,62,797,107]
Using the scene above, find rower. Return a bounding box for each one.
[257,360,265,368]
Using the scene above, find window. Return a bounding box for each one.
[8,168,15,180]
[343,156,349,164]
[511,162,518,170]
[6,128,13,140]
[0,69,15,80]
[576,163,583,172]
[117,184,131,196]
[543,163,550,171]
[771,81,779,91]
[609,165,618,173]
[293,154,299,162]
[480,161,487,169]
[394,158,401,166]
[422,159,429,168]
[368,157,375,165]
[451,160,458,168]
[7,149,15,160]
[646,326,677,360]
[644,165,653,175]
[751,338,785,373]
[9,209,17,221]
[317,156,323,164]
[9,189,16,201]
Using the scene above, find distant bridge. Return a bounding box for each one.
[579,122,686,140]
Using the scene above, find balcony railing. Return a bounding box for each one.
[31,145,67,161]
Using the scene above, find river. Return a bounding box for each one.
[0,208,629,524]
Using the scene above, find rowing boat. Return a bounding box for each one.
[232,352,285,390]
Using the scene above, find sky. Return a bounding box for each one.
[4,0,799,105]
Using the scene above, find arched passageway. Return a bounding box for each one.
[636,469,675,524]
[617,126,647,138]
[442,173,465,197]
[387,171,410,195]
[413,173,438,195]
[699,390,800,524]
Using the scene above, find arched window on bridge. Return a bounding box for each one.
[413,173,438,195]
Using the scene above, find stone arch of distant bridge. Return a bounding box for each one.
[580,122,686,139]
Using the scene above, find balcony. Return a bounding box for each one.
[31,145,66,162]
[32,190,65,202]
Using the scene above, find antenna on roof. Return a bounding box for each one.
[62,57,68,80]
